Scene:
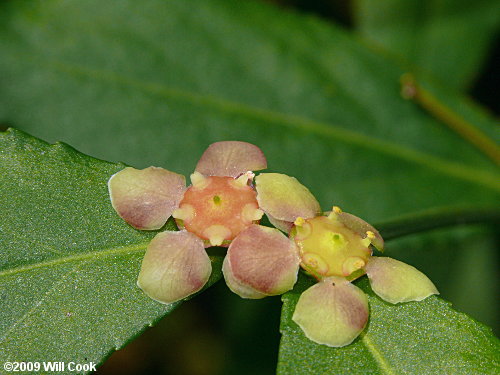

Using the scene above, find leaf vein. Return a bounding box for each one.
[0,242,149,278]
[361,332,398,375]
[0,261,88,344]
[45,59,500,192]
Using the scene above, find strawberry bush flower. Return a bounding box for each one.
[109,143,438,348]
[108,141,300,304]
[227,173,439,347]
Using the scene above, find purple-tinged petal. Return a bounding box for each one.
[108,167,186,230]
[222,256,267,299]
[195,141,267,177]
[335,210,384,251]
[137,230,211,304]
[256,173,320,223]
[267,215,294,233]
[365,256,439,304]
[223,224,300,298]
[292,277,369,347]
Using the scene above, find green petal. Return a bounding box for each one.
[292,278,369,347]
[255,173,320,222]
[137,230,212,304]
[223,225,300,298]
[108,166,186,230]
[195,141,267,177]
[365,256,439,304]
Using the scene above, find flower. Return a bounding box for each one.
[108,141,301,304]
[108,143,439,348]
[228,173,439,347]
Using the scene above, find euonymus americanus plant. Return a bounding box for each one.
[1,129,499,374]
[0,0,499,373]
[108,140,438,348]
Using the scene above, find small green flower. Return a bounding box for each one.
[229,173,439,347]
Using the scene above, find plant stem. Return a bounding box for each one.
[375,206,500,241]
[400,73,500,166]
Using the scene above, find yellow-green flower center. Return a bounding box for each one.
[291,215,372,279]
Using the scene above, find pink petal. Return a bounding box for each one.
[195,141,267,177]
[108,166,186,230]
[222,256,268,299]
[137,230,212,304]
[255,173,320,223]
[267,215,294,233]
[337,212,384,251]
[292,278,369,347]
[365,256,439,304]
[223,224,300,298]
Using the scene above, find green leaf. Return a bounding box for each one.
[0,128,223,366]
[278,274,500,375]
[355,0,500,90]
[0,0,498,372]
[0,0,498,225]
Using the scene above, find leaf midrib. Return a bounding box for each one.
[61,61,500,191]
[7,51,500,192]
[361,332,397,375]
[0,242,149,277]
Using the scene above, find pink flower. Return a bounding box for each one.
[108,141,299,304]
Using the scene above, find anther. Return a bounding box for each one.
[294,217,306,226]
[342,256,366,276]
[328,206,342,220]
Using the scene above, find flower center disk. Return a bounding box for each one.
[291,216,372,279]
[173,175,262,246]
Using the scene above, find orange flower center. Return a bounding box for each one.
[173,175,262,247]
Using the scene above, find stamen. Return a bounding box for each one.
[233,171,255,187]
[204,224,232,246]
[302,253,329,275]
[190,171,209,189]
[328,206,342,220]
[361,231,376,247]
[242,204,264,222]
[294,217,306,226]
[342,256,366,276]
[172,204,195,221]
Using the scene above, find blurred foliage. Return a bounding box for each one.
[0,0,498,374]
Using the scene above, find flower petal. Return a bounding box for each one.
[137,230,212,304]
[108,166,186,230]
[292,278,369,347]
[255,173,320,222]
[223,224,300,298]
[222,256,267,299]
[365,256,439,304]
[195,141,267,177]
[337,212,384,251]
[267,215,294,233]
